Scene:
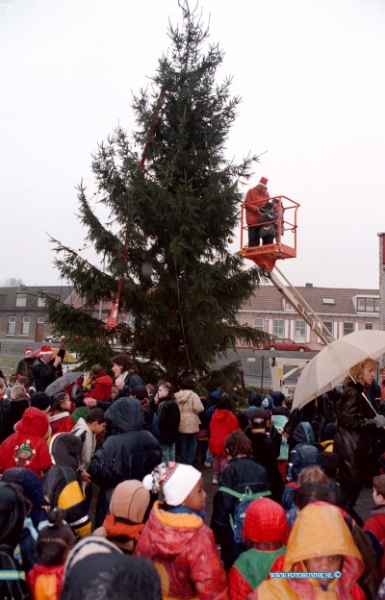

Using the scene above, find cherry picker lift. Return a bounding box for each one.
[240,195,334,396]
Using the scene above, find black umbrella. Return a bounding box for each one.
[45,371,83,397]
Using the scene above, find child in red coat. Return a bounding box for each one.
[209,395,239,484]
[134,461,229,600]
[49,392,75,434]
[0,407,52,478]
[363,474,385,579]
[27,508,74,600]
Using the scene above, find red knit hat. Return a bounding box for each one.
[40,345,53,356]
[258,177,268,188]
[243,497,287,543]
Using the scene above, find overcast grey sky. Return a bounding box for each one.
[1,0,384,289]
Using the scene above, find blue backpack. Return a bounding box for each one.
[218,486,271,544]
[286,443,321,483]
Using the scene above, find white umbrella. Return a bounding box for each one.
[292,330,385,411]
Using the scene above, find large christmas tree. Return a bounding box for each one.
[44,8,264,382]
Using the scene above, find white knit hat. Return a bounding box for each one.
[143,462,201,507]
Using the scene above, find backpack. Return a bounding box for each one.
[218,486,271,544]
[286,442,322,483]
[0,550,30,600]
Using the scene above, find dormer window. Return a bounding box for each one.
[283,299,295,310]
[357,298,379,312]
[16,293,27,307]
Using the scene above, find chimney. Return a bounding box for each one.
[305,283,313,288]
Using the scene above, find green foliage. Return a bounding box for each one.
[0,356,18,379]
[46,8,265,381]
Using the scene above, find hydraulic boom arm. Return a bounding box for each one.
[265,267,334,346]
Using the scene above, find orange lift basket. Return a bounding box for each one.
[240,195,300,271]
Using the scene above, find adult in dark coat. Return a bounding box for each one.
[112,354,144,400]
[334,358,385,516]
[90,397,161,526]
[32,345,65,392]
[85,354,144,411]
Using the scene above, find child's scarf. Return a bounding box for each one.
[103,514,144,541]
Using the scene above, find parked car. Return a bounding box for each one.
[45,334,62,343]
[260,338,312,352]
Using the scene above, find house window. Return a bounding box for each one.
[366,299,374,312]
[254,318,264,330]
[294,320,306,342]
[273,319,285,338]
[322,298,335,305]
[16,294,27,307]
[365,323,373,330]
[283,300,294,311]
[323,321,333,334]
[7,316,16,335]
[357,297,379,312]
[37,317,45,324]
[37,297,45,308]
[343,322,354,336]
[21,316,30,335]
[126,314,135,329]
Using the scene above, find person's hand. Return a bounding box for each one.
[84,398,97,408]
[81,471,91,485]
[374,415,385,428]
[59,336,66,348]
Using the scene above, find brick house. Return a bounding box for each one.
[238,283,380,350]
[0,286,72,343]
[3,283,378,351]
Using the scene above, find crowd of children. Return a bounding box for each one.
[2,351,385,599]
